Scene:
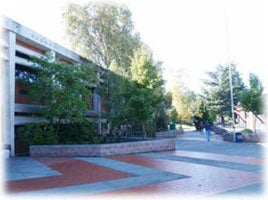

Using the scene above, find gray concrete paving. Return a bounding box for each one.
[176,130,265,158]
[4,128,266,197]
[141,152,263,173]
[5,157,61,181]
[175,129,266,196]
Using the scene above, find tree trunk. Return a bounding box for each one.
[221,115,225,127]
[143,124,147,139]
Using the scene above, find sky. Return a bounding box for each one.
[1,0,267,93]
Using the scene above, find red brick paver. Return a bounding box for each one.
[6,157,130,193]
[107,154,262,195]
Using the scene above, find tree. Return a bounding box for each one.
[202,63,245,125]
[103,44,165,136]
[127,44,165,136]
[153,92,173,131]
[102,70,131,129]
[167,69,197,124]
[30,57,96,124]
[63,2,168,135]
[240,73,264,132]
[63,2,140,71]
[18,57,97,144]
[192,98,210,131]
[168,107,179,123]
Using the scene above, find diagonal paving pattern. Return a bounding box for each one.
[107,154,262,195]
[166,150,263,165]
[7,157,188,196]
[5,157,130,193]
[4,130,265,197]
[5,157,61,181]
[140,152,262,173]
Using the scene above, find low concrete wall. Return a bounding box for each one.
[223,132,265,142]
[30,139,175,157]
[155,130,183,138]
[242,133,265,142]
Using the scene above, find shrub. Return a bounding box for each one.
[57,121,104,144]
[18,57,98,145]
[17,121,104,145]
[17,123,58,145]
[241,128,253,134]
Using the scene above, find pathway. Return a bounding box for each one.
[3,129,266,199]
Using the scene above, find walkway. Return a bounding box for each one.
[3,129,266,199]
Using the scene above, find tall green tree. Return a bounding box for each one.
[63,2,140,71]
[167,69,197,123]
[154,91,173,130]
[102,44,165,135]
[102,70,130,129]
[202,63,245,124]
[240,73,264,132]
[192,98,210,131]
[127,44,165,136]
[130,44,164,90]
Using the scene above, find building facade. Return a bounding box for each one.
[1,16,106,157]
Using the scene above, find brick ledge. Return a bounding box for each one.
[30,139,176,157]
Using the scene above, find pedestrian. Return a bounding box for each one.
[204,121,211,141]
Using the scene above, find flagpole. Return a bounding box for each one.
[224,7,236,140]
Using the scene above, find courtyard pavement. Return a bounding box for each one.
[3,128,267,199]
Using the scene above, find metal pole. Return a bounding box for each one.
[228,63,235,129]
[224,7,236,140]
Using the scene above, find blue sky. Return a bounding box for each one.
[1,0,267,93]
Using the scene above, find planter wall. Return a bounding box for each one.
[242,133,265,142]
[155,130,183,138]
[30,139,175,157]
[223,132,265,142]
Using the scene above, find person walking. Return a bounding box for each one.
[204,121,211,141]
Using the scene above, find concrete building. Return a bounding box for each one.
[1,16,106,157]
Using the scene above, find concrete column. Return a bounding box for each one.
[3,30,16,157]
[0,34,8,156]
[93,93,101,113]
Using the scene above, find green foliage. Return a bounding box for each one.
[130,44,164,90]
[240,73,264,133]
[29,57,96,125]
[167,69,197,124]
[18,57,98,145]
[63,2,140,70]
[128,45,165,134]
[17,123,58,145]
[102,70,130,129]
[168,107,179,123]
[240,73,264,115]
[202,63,245,122]
[17,122,104,145]
[192,98,211,131]
[64,2,169,135]
[123,82,158,125]
[102,44,166,135]
[57,121,106,144]
[241,128,253,134]
[153,92,173,130]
